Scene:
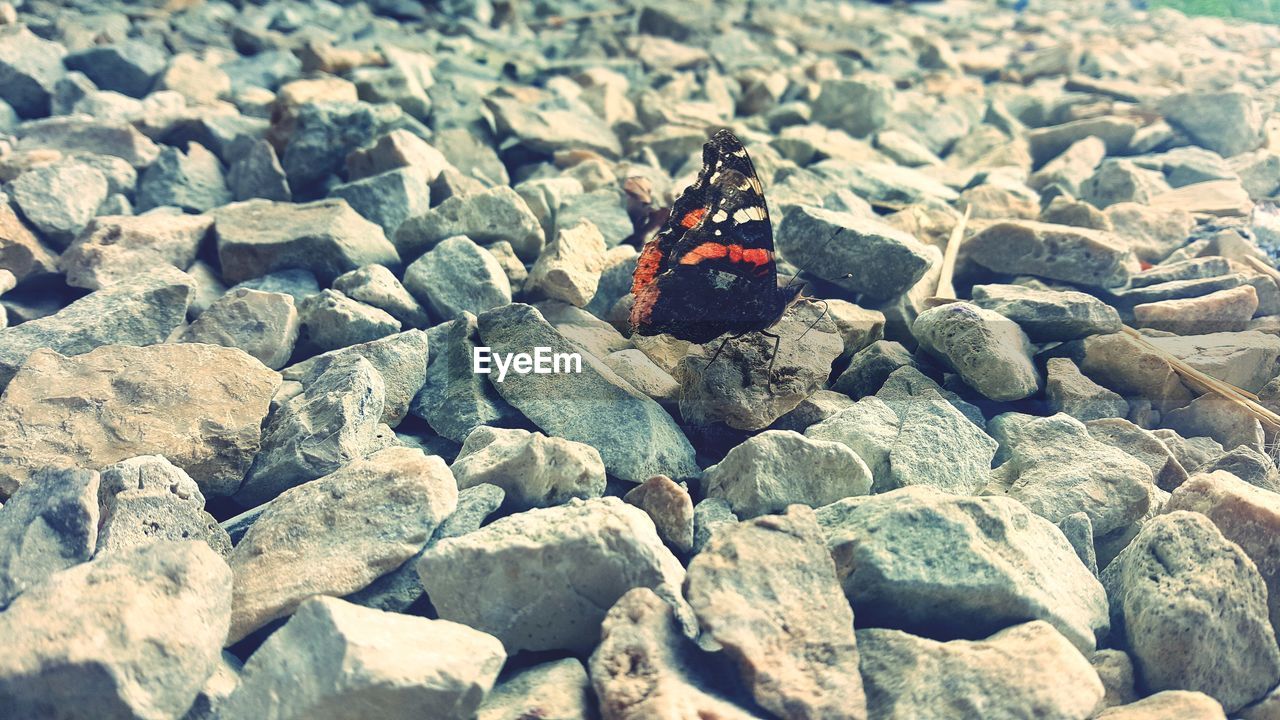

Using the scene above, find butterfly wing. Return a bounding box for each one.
[630,129,783,343]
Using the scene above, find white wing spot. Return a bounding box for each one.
[711,209,728,223]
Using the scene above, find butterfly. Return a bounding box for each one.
[629,129,803,347]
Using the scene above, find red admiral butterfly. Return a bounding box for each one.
[630,129,803,346]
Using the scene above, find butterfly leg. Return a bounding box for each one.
[704,335,734,370]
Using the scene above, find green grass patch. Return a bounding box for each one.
[1150,0,1280,23]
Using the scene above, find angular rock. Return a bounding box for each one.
[1096,691,1226,720]
[971,283,1122,342]
[1047,357,1129,421]
[0,25,65,118]
[675,300,843,430]
[624,474,695,555]
[1105,202,1195,264]
[857,622,1103,720]
[395,185,544,261]
[811,77,892,137]
[296,289,401,355]
[882,388,996,494]
[477,658,594,720]
[1086,418,1189,492]
[418,497,687,654]
[214,198,400,285]
[485,95,621,158]
[604,349,679,407]
[10,160,108,247]
[333,264,429,329]
[1030,136,1105,195]
[1146,330,1280,394]
[1160,91,1264,158]
[228,139,291,202]
[989,413,1153,535]
[832,340,925,398]
[0,200,58,283]
[1077,332,1194,413]
[0,467,98,609]
[702,430,872,519]
[966,220,1135,289]
[452,426,605,512]
[524,220,606,307]
[59,212,213,291]
[590,587,758,720]
[64,40,166,98]
[97,457,231,559]
[776,204,934,300]
[1027,116,1139,166]
[1081,159,1171,209]
[235,355,385,507]
[816,487,1108,653]
[137,143,231,213]
[1101,511,1280,713]
[686,507,867,719]
[1198,446,1280,493]
[1134,285,1259,334]
[409,313,522,443]
[15,116,160,167]
[0,344,278,499]
[221,597,502,720]
[913,302,1040,402]
[282,330,428,427]
[805,396,902,487]
[345,129,450,183]
[477,304,698,483]
[228,447,457,642]
[0,541,232,720]
[179,288,299,370]
[280,101,407,195]
[1166,471,1280,642]
[328,166,430,237]
[403,235,512,320]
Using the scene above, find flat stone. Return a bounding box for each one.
[1198,446,1280,493]
[1146,331,1280,394]
[1167,471,1280,644]
[64,40,166,98]
[60,212,213,291]
[1117,274,1248,306]
[1101,511,1280,713]
[0,466,98,609]
[686,507,867,719]
[328,166,430,237]
[477,658,593,720]
[589,588,758,720]
[477,304,698,483]
[221,597,502,720]
[816,486,1108,653]
[1097,691,1227,720]
[604,349,679,407]
[0,25,65,118]
[451,426,605,512]
[624,474,694,555]
[675,300,844,430]
[282,329,428,427]
[409,313,522,443]
[1160,91,1265,158]
[1077,332,1195,413]
[776,204,934,300]
[235,355,385,507]
[0,343,278,499]
[966,220,1135,289]
[989,413,1153,536]
[0,541,232,720]
[1027,116,1140,166]
[404,235,512,321]
[524,220,606,307]
[10,160,108,248]
[1134,285,1259,334]
[395,185,544,261]
[137,143,231,213]
[858,622,1103,720]
[0,200,58,283]
[1086,418,1189,492]
[913,302,1040,402]
[485,95,621,158]
[417,497,687,654]
[1163,392,1264,453]
[971,283,1122,342]
[345,129,450,183]
[296,289,401,355]
[1030,136,1106,195]
[15,116,161,167]
[702,430,872,519]
[1047,357,1129,421]
[1105,202,1196,264]
[179,289,299,370]
[214,199,400,285]
[333,264,429,329]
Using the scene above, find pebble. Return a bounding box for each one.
[686,507,867,719]
[970,283,1122,341]
[913,302,1041,402]
[332,264,430,329]
[296,288,401,355]
[477,303,698,483]
[279,101,407,196]
[623,474,695,555]
[214,198,400,285]
[328,166,430,237]
[396,186,545,262]
[817,486,1108,653]
[0,342,277,500]
[137,142,231,213]
[967,220,1136,289]
[0,541,231,720]
[0,466,98,608]
[524,219,606,307]
[221,597,502,720]
[702,430,872,519]
[228,447,457,643]
[451,426,605,511]
[10,159,108,247]
[179,288,299,370]
[857,622,1103,720]
[345,128,450,183]
[59,212,213,290]
[417,497,687,654]
[1101,511,1280,713]
[1046,357,1130,422]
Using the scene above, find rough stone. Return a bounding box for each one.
[1047,357,1129,421]
[1086,418,1189,492]
[137,143,231,213]
[60,212,213,291]
[282,330,429,427]
[913,302,1040,402]
[1096,692,1227,720]
[328,166,430,237]
[296,289,401,355]
[395,185,544,261]
[1134,285,1259,334]
[410,313,522,444]
[1160,91,1264,158]
[0,25,65,118]
[64,40,166,98]
[971,283,1122,342]
[404,235,512,321]
[524,220,606,307]
[624,475,695,555]
[333,264,430,329]
[0,466,98,609]
[1077,332,1194,413]
[180,288,299,370]
[477,658,594,720]
[10,160,108,247]
[97,457,231,560]
[966,220,1135,289]
[451,426,605,512]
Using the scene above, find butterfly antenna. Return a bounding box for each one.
[794,298,831,346]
